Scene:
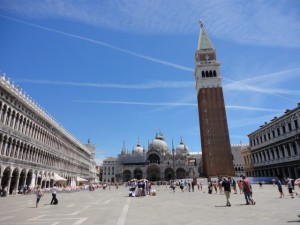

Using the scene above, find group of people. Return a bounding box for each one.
[207,176,256,207]
[35,184,58,208]
[275,177,300,198]
[128,179,154,197]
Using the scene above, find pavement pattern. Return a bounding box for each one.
[0,184,299,225]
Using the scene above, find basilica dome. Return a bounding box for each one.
[149,132,168,153]
[176,138,189,155]
[132,142,144,154]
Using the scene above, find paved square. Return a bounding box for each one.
[0,184,299,225]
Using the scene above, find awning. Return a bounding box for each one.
[77,177,88,182]
[54,173,67,181]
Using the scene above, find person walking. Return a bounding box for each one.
[222,177,231,207]
[50,184,58,205]
[35,186,44,208]
[287,178,295,198]
[242,176,251,205]
[276,178,284,198]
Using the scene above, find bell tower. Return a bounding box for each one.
[194,21,234,177]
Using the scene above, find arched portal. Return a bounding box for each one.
[123,170,132,182]
[164,168,174,180]
[147,153,161,164]
[134,168,143,180]
[176,168,186,179]
[10,168,19,194]
[147,164,160,181]
[26,170,33,187]
[1,166,11,189]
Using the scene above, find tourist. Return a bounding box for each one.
[258,180,263,189]
[276,178,284,198]
[229,177,237,194]
[213,181,218,194]
[248,184,256,205]
[287,178,295,198]
[242,176,251,205]
[35,186,44,208]
[218,177,223,194]
[238,180,243,194]
[180,180,184,192]
[191,178,195,192]
[222,177,231,207]
[50,184,58,205]
[207,178,213,194]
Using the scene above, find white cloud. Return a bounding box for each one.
[1,0,300,47]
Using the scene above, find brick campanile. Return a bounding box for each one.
[194,21,234,177]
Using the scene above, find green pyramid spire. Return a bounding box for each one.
[197,20,215,51]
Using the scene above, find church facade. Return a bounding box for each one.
[111,133,201,182]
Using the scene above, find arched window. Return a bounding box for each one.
[213,70,217,77]
[209,71,213,77]
[205,71,209,77]
[202,71,205,78]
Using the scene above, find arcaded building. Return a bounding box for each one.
[0,75,93,194]
[114,133,200,182]
[244,103,300,179]
[194,21,234,176]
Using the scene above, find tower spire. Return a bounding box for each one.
[197,20,215,51]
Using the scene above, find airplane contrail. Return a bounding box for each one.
[0,14,194,72]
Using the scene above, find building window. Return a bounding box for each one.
[267,133,270,139]
[282,126,286,134]
[295,120,299,129]
[288,123,292,131]
[277,128,280,136]
[272,130,275,138]
[280,146,285,157]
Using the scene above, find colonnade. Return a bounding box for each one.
[0,164,78,195]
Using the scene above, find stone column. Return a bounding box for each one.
[13,171,21,194]
[268,149,273,161]
[6,175,12,195]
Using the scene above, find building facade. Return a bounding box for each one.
[244,103,300,179]
[83,139,98,182]
[231,144,247,177]
[112,133,200,182]
[102,157,118,183]
[194,21,234,176]
[0,75,92,194]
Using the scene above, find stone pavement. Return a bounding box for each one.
[0,184,299,225]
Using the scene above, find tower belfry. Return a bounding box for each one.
[194,21,234,177]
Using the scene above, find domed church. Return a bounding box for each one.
[117,132,201,182]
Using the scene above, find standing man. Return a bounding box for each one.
[50,184,58,205]
[222,177,231,207]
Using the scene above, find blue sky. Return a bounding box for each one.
[1,0,300,164]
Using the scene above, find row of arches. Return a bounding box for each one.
[0,164,78,195]
[201,70,217,78]
[122,165,195,182]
